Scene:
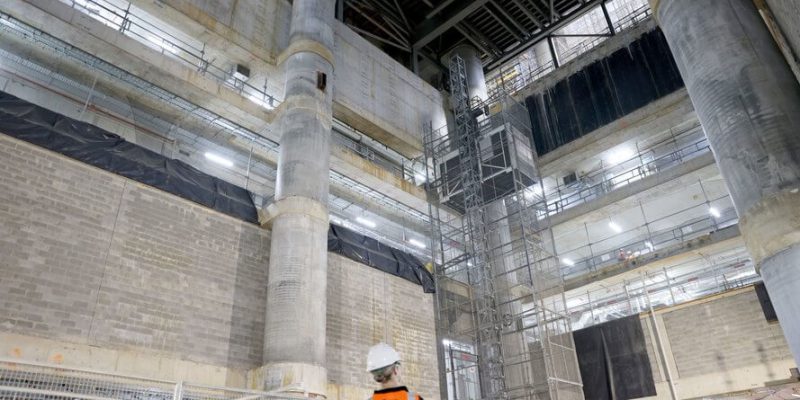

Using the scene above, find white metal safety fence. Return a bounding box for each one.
[0,359,307,400]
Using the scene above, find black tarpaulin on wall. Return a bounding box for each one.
[328,224,435,293]
[573,315,656,400]
[526,28,684,155]
[0,91,258,222]
[755,282,778,322]
[0,91,436,292]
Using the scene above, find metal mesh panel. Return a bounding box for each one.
[0,359,305,400]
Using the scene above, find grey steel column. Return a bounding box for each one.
[653,0,800,366]
[261,0,335,396]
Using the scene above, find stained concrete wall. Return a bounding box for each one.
[637,287,795,399]
[128,0,445,157]
[173,0,292,61]
[0,134,439,398]
[332,21,445,156]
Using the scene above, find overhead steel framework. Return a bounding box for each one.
[424,55,583,400]
[339,0,610,72]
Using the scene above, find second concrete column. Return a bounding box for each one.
[260,0,335,396]
[653,0,800,366]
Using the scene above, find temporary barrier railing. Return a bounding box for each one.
[58,0,424,186]
[0,358,308,400]
[541,125,708,216]
[566,253,757,330]
[559,194,738,280]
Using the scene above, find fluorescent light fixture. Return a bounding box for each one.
[355,216,376,228]
[607,146,635,165]
[204,152,233,168]
[145,34,177,54]
[525,185,543,200]
[247,93,274,110]
[561,257,575,266]
[709,206,721,218]
[608,221,623,233]
[408,238,427,249]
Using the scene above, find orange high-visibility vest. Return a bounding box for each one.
[369,387,421,400]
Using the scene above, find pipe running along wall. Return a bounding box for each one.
[260,0,335,396]
[653,0,800,367]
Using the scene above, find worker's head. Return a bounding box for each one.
[366,343,402,386]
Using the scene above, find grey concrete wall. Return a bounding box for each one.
[332,21,445,157]
[0,134,439,398]
[128,0,444,157]
[160,0,292,62]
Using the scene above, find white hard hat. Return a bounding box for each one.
[366,343,401,372]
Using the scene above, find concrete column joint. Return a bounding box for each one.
[277,39,335,69]
[739,189,800,269]
[259,196,329,227]
[251,362,328,398]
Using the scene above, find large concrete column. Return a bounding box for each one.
[259,0,335,396]
[448,45,489,102]
[653,0,800,366]
[485,200,533,394]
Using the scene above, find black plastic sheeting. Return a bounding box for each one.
[328,224,435,293]
[0,91,436,291]
[755,282,778,323]
[526,28,684,155]
[0,91,259,222]
[573,315,656,400]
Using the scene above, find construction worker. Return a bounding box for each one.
[366,343,423,400]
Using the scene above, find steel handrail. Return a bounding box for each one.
[485,3,653,99]
[559,196,737,279]
[57,0,430,187]
[64,0,279,108]
[544,135,709,215]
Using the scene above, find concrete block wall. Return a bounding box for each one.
[0,133,269,373]
[637,287,796,399]
[0,134,439,398]
[663,289,791,379]
[327,253,440,400]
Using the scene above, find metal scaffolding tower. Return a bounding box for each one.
[424,56,584,400]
